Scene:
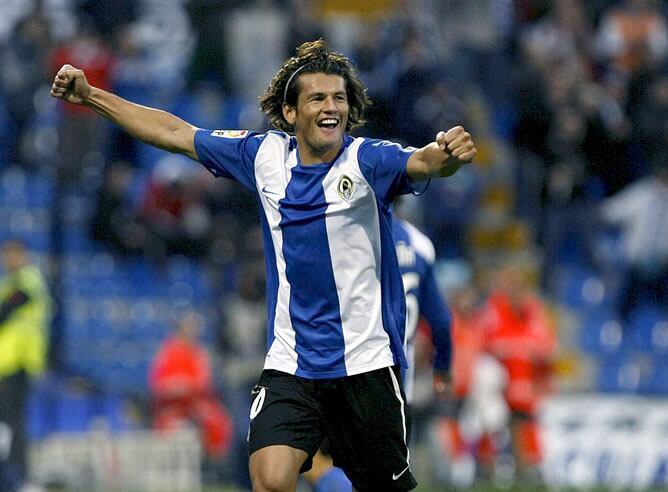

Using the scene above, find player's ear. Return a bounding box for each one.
[282,102,296,126]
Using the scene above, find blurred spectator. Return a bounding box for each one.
[186,0,233,92]
[432,283,486,487]
[0,239,51,491]
[519,0,591,68]
[581,71,635,197]
[148,310,233,462]
[138,157,213,259]
[393,28,443,146]
[91,160,147,256]
[285,0,325,60]
[421,159,481,260]
[480,263,557,485]
[599,153,668,321]
[0,8,52,168]
[217,260,266,488]
[630,69,668,170]
[107,23,156,165]
[594,0,668,76]
[79,0,137,42]
[50,21,115,182]
[218,260,267,394]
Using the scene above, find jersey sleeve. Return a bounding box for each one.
[419,265,453,372]
[357,138,418,204]
[194,129,264,191]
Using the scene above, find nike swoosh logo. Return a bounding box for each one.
[261,186,279,195]
[392,464,410,480]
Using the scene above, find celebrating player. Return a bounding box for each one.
[51,39,476,492]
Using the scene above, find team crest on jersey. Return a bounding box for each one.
[211,129,249,138]
[337,175,355,201]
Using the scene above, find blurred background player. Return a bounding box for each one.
[480,263,557,485]
[0,239,50,491]
[148,310,233,478]
[598,154,668,322]
[393,213,453,424]
[431,282,487,486]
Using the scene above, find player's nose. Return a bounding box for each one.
[322,96,337,112]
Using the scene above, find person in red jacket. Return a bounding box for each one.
[149,311,232,459]
[432,283,487,486]
[480,264,557,484]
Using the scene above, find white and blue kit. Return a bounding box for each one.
[393,218,452,403]
[195,129,423,379]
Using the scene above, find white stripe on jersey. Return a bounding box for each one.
[254,134,299,374]
[322,139,394,375]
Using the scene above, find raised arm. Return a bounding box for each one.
[50,64,199,160]
[407,126,476,181]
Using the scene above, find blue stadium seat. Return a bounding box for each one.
[554,265,613,313]
[0,169,28,207]
[648,361,668,395]
[579,309,625,355]
[597,355,652,394]
[26,173,55,208]
[29,376,133,437]
[627,305,668,354]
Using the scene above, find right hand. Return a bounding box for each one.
[433,369,453,401]
[50,64,91,105]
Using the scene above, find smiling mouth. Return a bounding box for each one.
[317,118,339,130]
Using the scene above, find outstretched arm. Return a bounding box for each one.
[407,126,476,181]
[50,64,199,160]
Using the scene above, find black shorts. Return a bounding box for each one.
[247,366,417,491]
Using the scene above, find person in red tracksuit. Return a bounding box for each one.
[480,264,556,484]
[433,284,487,485]
[149,311,233,460]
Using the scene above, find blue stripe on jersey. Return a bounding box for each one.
[357,141,415,370]
[193,129,265,190]
[357,138,416,205]
[377,209,408,368]
[279,164,346,377]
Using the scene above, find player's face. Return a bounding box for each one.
[283,72,349,164]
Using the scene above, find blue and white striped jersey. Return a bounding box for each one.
[393,218,452,403]
[195,129,421,379]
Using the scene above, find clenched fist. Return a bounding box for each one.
[436,126,476,164]
[50,64,91,105]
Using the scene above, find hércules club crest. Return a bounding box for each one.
[337,175,355,201]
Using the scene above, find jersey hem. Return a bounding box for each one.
[263,357,396,380]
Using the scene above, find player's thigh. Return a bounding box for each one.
[324,366,417,491]
[247,370,324,473]
[249,444,308,491]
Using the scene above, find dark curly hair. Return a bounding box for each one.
[259,39,371,132]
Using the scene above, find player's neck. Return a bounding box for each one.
[296,140,343,165]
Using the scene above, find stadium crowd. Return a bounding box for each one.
[0,0,667,490]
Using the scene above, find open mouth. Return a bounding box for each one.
[317,118,339,130]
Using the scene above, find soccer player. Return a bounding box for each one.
[50,39,476,492]
[393,216,453,412]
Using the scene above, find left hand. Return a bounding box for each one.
[436,126,477,175]
[433,369,453,401]
[406,125,477,180]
